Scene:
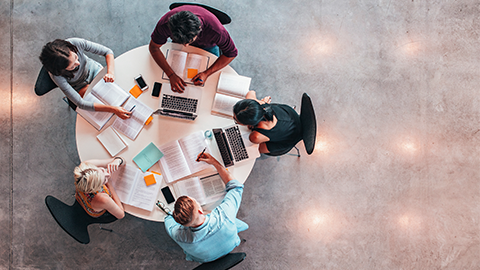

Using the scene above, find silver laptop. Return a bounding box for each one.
[155,83,202,120]
[212,125,259,167]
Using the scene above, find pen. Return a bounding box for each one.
[196,147,207,161]
[195,78,203,83]
[129,105,136,112]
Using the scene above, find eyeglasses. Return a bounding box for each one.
[156,201,172,216]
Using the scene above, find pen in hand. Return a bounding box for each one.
[196,147,207,162]
[129,105,136,112]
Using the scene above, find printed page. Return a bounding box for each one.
[211,93,242,117]
[200,174,226,205]
[216,72,251,98]
[128,173,162,211]
[164,49,188,80]
[96,126,127,157]
[158,140,191,183]
[112,98,153,140]
[110,164,139,204]
[184,53,209,81]
[173,177,207,205]
[178,131,213,174]
[76,94,112,130]
[92,80,129,106]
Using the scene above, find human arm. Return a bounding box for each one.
[149,40,186,93]
[196,153,234,185]
[93,103,132,119]
[245,90,271,105]
[103,53,115,82]
[91,184,125,219]
[83,157,124,174]
[192,55,235,86]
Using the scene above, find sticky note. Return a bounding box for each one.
[145,116,153,126]
[144,174,156,186]
[187,68,198,79]
[129,85,143,98]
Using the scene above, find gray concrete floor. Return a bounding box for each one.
[2,0,480,269]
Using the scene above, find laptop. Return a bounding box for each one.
[212,125,259,167]
[154,83,202,121]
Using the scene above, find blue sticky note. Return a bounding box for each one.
[133,142,164,172]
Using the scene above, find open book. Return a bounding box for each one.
[173,174,226,206]
[110,164,162,212]
[211,72,251,118]
[112,98,154,140]
[96,126,128,157]
[76,80,129,130]
[162,49,210,85]
[158,131,214,183]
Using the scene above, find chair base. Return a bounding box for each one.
[193,252,246,270]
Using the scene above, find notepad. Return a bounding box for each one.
[133,142,164,172]
[144,174,157,186]
[129,85,143,98]
[96,126,128,157]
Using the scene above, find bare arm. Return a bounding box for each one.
[91,186,125,219]
[196,153,234,185]
[149,40,186,92]
[192,55,235,86]
[83,157,124,174]
[93,103,132,119]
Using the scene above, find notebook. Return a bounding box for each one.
[154,83,202,121]
[212,125,259,167]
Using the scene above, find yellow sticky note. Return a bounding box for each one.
[129,85,143,98]
[187,68,198,79]
[145,116,153,125]
[144,174,156,186]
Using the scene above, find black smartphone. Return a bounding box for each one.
[135,74,148,91]
[161,186,175,204]
[152,82,161,97]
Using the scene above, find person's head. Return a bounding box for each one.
[168,11,201,45]
[39,39,79,78]
[172,196,204,226]
[233,99,275,126]
[74,162,110,194]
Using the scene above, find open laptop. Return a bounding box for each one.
[154,83,202,121]
[212,125,259,167]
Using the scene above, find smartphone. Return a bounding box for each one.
[135,74,148,91]
[152,82,161,97]
[161,186,175,204]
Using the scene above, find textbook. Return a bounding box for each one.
[132,142,164,172]
[76,80,129,130]
[96,126,128,157]
[211,72,251,118]
[173,174,226,206]
[112,97,154,140]
[110,164,162,212]
[162,49,210,85]
[158,131,214,183]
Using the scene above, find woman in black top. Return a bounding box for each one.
[233,91,302,156]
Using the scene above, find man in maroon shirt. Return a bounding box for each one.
[149,5,238,93]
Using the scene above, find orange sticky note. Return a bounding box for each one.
[144,174,156,186]
[187,68,198,79]
[129,85,143,98]
[145,116,153,125]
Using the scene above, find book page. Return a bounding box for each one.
[96,126,127,157]
[216,73,251,98]
[200,174,226,205]
[76,94,112,130]
[178,131,213,174]
[112,98,154,140]
[158,140,191,183]
[127,173,162,211]
[165,49,188,79]
[110,164,139,203]
[92,80,129,106]
[211,93,242,117]
[173,177,207,205]
[184,53,209,81]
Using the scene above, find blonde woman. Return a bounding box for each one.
[74,157,125,219]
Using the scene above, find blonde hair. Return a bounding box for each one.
[74,162,104,194]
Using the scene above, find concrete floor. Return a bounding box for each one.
[2,0,480,269]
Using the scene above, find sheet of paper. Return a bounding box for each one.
[110,164,139,203]
[166,49,188,78]
[133,142,164,172]
[112,98,154,140]
[179,131,213,174]
[174,177,207,205]
[128,173,162,211]
[211,93,242,117]
[216,72,251,98]
[158,140,191,183]
[76,94,112,130]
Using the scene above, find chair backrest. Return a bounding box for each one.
[34,66,58,96]
[169,2,232,25]
[192,252,246,270]
[300,93,317,155]
[45,195,116,244]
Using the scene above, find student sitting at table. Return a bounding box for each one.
[162,152,248,263]
[74,157,125,219]
[149,5,238,93]
[233,91,303,156]
[39,38,131,119]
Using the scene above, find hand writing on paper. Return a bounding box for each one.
[114,107,132,119]
[196,152,215,164]
[192,72,208,86]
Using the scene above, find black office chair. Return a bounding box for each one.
[35,66,77,110]
[45,195,117,244]
[169,2,231,25]
[193,252,246,270]
[300,93,317,155]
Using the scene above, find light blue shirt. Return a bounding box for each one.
[165,179,245,263]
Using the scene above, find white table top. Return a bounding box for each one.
[75,43,256,222]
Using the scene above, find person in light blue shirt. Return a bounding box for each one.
[164,152,248,263]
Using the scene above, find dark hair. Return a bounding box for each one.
[168,11,201,45]
[173,196,195,225]
[233,99,275,126]
[39,39,78,79]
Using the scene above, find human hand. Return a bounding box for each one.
[192,72,208,86]
[107,157,123,174]
[103,73,115,83]
[260,96,271,104]
[196,152,217,165]
[169,73,186,93]
[115,107,132,119]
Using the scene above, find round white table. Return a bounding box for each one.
[75,43,256,221]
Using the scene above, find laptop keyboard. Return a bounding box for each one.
[161,94,198,113]
[224,126,249,162]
